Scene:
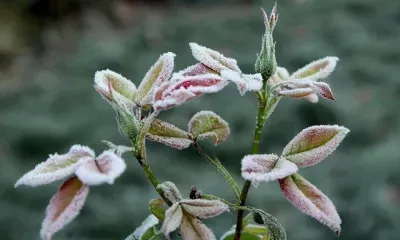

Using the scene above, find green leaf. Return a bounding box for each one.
[125,214,159,240]
[149,198,167,221]
[250,208,287,240]
[220,229,261,240]
[147,119,193,149]
[188,111,230,145]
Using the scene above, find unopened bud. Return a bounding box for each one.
[115,106,140,139]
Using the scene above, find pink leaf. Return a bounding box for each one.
[177,63,216,77]
[75,151,126,186]
[279,174,341,235]
[152,74,228,111]
[135,52,175,106]
[304,93,319,103]
[241,154,298,184]
[15,145,94,187]
[161,202,183,239]
[279,88,314,98]
[40,177,89,240]
[180,215,216,240]
[189,42,241,73]
[180,199,229,219]
[309,82,335,101]
[282,125,349,167]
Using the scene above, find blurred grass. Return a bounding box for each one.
[1,0,400,239]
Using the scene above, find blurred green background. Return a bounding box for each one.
[1,0,399,239]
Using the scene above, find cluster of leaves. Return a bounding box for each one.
[12,3,353,240]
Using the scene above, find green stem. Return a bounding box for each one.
[234,76,278,240]
[132,142,173,206]
[193,143,241,200]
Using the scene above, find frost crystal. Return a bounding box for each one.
[75,150,127,186]
[15,145,94,187]
[162,202,183,239]
[180,199,229,219]
[241,154,298,184]
[152,73,228,111]
[157,181,182,203]
[279,174,341,235]
[189,42,241,73]
[188,111,230,144]
[135,52,175,106]
[282,125,349,167]
[177,63,216,77]
[40,177,89,240]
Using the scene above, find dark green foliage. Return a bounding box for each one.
[1,0,399,239]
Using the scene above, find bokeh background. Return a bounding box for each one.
[1,0,399,239]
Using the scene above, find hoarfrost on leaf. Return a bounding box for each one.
[135,52,176,107]
[241,154,298,184]
[279,174,341,235]
[291,56,339,81]
[147,119,193,150]
[75,150,127,186]
[161,202,183,239]
[156,181,182,203]
[40,177,89,240]
[180,199,229,219]
[180,215,216,240]
[15,145,94,187]
[127,214,159,240]
[221,69,262,95]
[189,42,241,73]
[282,125,349,167]
[188,111,230,145]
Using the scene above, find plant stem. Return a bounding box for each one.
[132,142,173,206]
[233,76,277,240]
[193,143,241,200]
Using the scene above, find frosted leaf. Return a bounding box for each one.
[153,74,228,111]
[244,224,268,236]
[135,52,176,106]
[101,140,133,156]
[291,57,339,81]
[180,199,229,219]
[221,69,262,95]
[156,181,182,203]
[304,93,319,103]
[279,88,314,98]
[161,202,183,239]
[75,151,127,186]
[282,125,349,167]
[127,214,159,240]
[147,119,193,150]
[309,82,335,101]
[40,177,89,240]
[279,174,341,235]
[276,66,289,80]
[180,215,216,240]
[189,42,241,73]
[188,111,230,145]
[94,69,137,107]
[15,145,94,187]
[177,63,216,77]
[241,154,298,184]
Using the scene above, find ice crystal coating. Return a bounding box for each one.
[291,56,339,81]
[156,181,182,203]
[152,74,228,111]
[279,79,335,101]
[221,70,263,95]
[135,52,175,106]
[261,3,279,32]
[147,119,193,150]
[241,154,298,184]
[149,198,167,221]
[180,199,229,219]
[279,88,314,98]
[177,63,216,77]
[15,145,94,187]
[189,42,241,73]
[282,125,349,167]
[40,177,89,240]
[94,69,137,106]
[279,174,341,235]
[75,150,127,186]
[188,111,230,144]
[101,140,133,156]
[128,214,159,240]
[161,202,183,239]
[180,215,217,240]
